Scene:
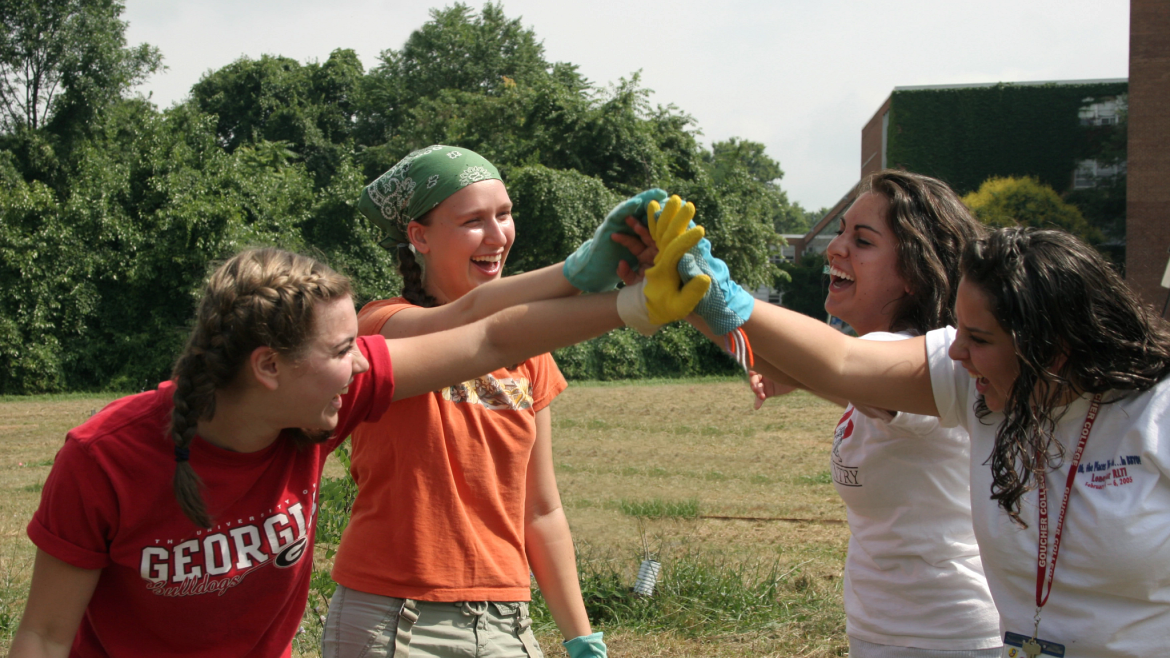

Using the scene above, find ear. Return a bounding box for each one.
[249,346,281,391]
[407,221,430,255]
[1050,348,1069,374]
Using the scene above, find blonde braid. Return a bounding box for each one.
[169,248,352,528]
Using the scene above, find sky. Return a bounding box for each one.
[122,0,1130,211]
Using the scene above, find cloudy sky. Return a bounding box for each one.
[123,0,1129,210]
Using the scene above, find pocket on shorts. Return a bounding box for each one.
[322,585,409,658]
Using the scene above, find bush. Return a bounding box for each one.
[962,176,1102,244]
[552,323,739,382]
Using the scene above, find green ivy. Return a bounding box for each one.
[886,82,1127,196]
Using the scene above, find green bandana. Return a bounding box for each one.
[357,145,502,248]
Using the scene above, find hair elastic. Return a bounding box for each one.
[174,446,191,462]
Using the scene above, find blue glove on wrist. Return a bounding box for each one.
[563,189,669,292]
[678,236,755,335]
[564,632,607,658]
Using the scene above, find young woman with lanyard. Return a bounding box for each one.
[321,145,706,658]
[746,171,1001,657]
[10,197,708,658]
[663,225,1170,657]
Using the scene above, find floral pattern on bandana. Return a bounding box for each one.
[363,145,443,229]
[357,145,502,246]
[459,166,494,187]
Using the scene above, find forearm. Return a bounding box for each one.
[9,550,99,658]
[383,264,579,338]
[751,355,848,408]
[388,293,622,401]
[482,294,621,368]
[743,301,938,415]
[456,264,579,325]
[526,509,592,640]
[9,630,72,658]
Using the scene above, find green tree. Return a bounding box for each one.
[357,2,548,146]
[773,202,824,234]
[776,254,828,320]
[190,49,364,186]
[0,0,805,392]
[962,176,1101,244]
[0,0,161,132]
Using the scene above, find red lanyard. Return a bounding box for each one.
[1035,393,1102,609]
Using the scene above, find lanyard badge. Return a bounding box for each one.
[1008,394,1102,658]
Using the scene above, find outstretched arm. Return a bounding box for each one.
[386,293,622,401]
[385,196,709,401]
[382,191,664,339]
[742,301,938,416]
[620,205,933,414]
[379,263,580,338]
[9,550,101,658]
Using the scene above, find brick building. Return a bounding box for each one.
[795,79,1130,264]
[1127,0,1170,314]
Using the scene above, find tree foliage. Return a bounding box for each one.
[962,176,1101,245]
[776,254,828,320]
[0,0,161,132]
[0,1,798,393]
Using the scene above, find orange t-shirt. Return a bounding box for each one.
[331,298,568,602]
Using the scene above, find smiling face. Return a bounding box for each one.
[408,179,515,303]
[823,192,911,335]
[279,295,369,432]
[948,277,1020,412]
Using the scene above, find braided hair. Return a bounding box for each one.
[169,248,352,528]
[398,211,440,308]
[964,228,1170,525]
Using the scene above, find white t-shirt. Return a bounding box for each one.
[833,331,1001,650]
[927,327,1170,658]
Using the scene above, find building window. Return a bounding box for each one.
[1079,96,1125,126]
[1074,159,1126,189]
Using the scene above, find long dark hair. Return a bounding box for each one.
[861,170,986,334]
[963,227,1170,524]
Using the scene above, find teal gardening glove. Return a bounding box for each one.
[564,632,607,658]
[637,200,754,335]
[678,236,755,335]
[563,189,669,292]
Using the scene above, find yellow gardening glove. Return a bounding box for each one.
[642,196,711,325]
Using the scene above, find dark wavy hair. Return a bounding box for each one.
[963,227,1170,524]
[860,170,986,334]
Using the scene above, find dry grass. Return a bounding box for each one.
[0,382,848,656]
[0,394,120,646]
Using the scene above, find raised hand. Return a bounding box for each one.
[642,196,712,325]
[563,188,668,292]
[615,195,710,334]
[678,235,755,336]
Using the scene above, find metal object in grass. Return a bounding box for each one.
[633,558,661,597]
[633,517,661,597]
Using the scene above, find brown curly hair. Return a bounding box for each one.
[859,170,986,334]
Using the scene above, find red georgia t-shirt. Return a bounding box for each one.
[27,336,393,658]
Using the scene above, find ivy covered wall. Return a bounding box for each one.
[885,81,1128,196]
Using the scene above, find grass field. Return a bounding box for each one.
[0,380,850,657]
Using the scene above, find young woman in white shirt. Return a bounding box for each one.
[682,225,1170,658]
[754,171,1002,657]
